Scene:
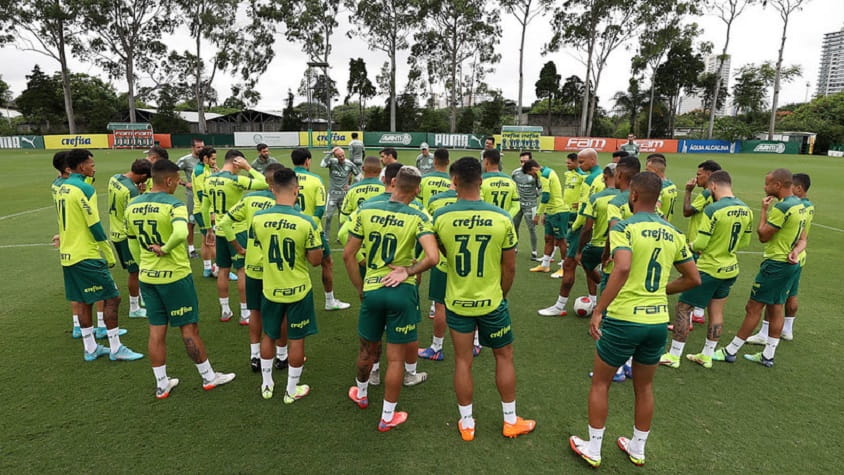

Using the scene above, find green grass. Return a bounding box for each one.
[1,148,843,472]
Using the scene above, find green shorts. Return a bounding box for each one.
[596,317,667,367]
[112,239,138,273]
[428,267,447,303]
[750,259,800,305]
[598,270,610,295]
[544,212,569,240]
[446,299,513,349]
[581,244,603,272]
[680,271,736,308]
[245,275,263,311]
[215,232,246,269]
[359,284,420,344]
[321,231,331,259]
[140,275,200,327]
[62,259,120,304]
[565,227,582,259]
[787,265,803,298]
[261,290,317,340]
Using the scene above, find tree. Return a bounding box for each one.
[766,0,809,139]
[456,107,476,133]
[0,76,11,105]
[500,0,553,125]
[699,73,730,120]
[477,92,506,136]
[714,115,756,141]
[653,34,709,137]
[779,92,844,153]
[535,61,561,133]
[281,89,302,131]
[15,65,64,132]
[412,0,501,132]
[149,84,190,133]
[345,58,376,130]
[612,77,646,136]
[559,75,586,114]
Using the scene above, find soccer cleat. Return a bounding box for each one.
[239,314,250,326]
[189,250,199,259]
[155,378,180,399]
[325,299,351,311]
[781,331,793,341]
[283,384,310,404]
[202,268,213,278]
[569,435,601,468]
[418,346,444,361]
[551,268,564,279]
[220,309,233,322]
[686,352,713,369]
[428,302,436,318]
[211,265,219,278]
[472,345,482,357]
[529,264,550,273]
[274,357,289,371]
[743,352,774,367]
[530,251,541,262]
[128,308,147,318]
[72,326,82,339]
[94,327,127,339]
[622,363,633,379]
[458,419,476,441]
[712,347,737,363]
[617,437,646,466]
[538,305,567,317]
[261,384,274,400]
[228,272,238,281]
[202,372,236,390]
[83,344,111,361]
[109,345,144,361]
[369,368,380,386]
[502,416,536,438]
[403,371,428,387]
[745,333,768,345]
[590,370,626,382]
[377,411,408,432]
[691,314,705,324]
[250,357,260,372]
[668,323,693,332]
[659,353,680,369]
[348,386,368,409]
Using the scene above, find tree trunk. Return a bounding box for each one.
[126,49,137,123]
[449,31,458,133]
[517,10,528,126]
[547,96,552,134]
[195,24,206,134]
[768,14,789,140]
[56,19,76,134]
[579,44,593,136]
[707,20,732,139]
[647,78,656,138]
[390,40,396,132]
[586,65,603,136]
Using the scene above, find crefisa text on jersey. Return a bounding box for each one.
[451,215,494,229]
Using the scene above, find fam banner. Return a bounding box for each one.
[44,134,110,149]
[630,139,678,153]
[299,131,362,148]
[363,132,428,148]
[234,132,299,148]
[553,136,617,152]
[0,135,44,149]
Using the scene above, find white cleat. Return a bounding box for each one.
[745,333,768,345]
[325,299,351,311]
[202,372,236,391]
[537,305,567,317]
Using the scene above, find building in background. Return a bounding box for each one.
[816,26,844,97]
[678,54,732,116]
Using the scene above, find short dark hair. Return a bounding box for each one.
[647,153,666,165]
[52,151,69,173]
[630,171,662,203]
[567,153,578,160]
[708,170,732,186]
[395,166,422,193]
[225,149,244,161]
[616,156,641,182]
[522,159,540,174]
[612,150,629,159]
[482,148,501,165]
[66,149,93,170]
[131,159,152,177]
[264,163,285,183]
[291,148,311,166]
[147,145,169,160]
[272,167,298,190]
[351,132,359,139]
[199,146,216,162]
[520,151,533,159]
[256,143,268,151]
[434,148,450,164]
[603,164,616,178]
[451,157,482,186]
[380,147,398,159]
[484,136,495,144]
[384,162,404,184]
[151,158,180,183]
[191,138,204,146]
[698,160,722,173]
[792,173,811,192]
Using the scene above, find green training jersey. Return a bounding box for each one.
[203,168,268,232]
[582,187,620,247]
[56,174,109,266]
[481,171,520,217]
[416,153,435,175]
[125,192,191,284]
[419,170,451,207]
[619,142,640,158]
[798,198,814,266]
[252,204,322,303]
[218,190,276,279]
[562,168,586,213]
[659,179,678,222]
[687,189,713,243]
[51,176,65,231]
[538,167,566,215]
[572,165,605,230]
[108,174,141,242]
[433,199,517,317]
[348,140,365,165]
[294,166,327,221]
[607,212,693,324]
[607,190,633,225]
[511,168,540,207]
[340,177,384,217]
[192,163,213,229]
[250,156,280,173]
[764,195,806,263]
[692,196,753,279]
[427,189,458,272]
[349,200,433,292]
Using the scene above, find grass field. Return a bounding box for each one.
[1,147,842,473]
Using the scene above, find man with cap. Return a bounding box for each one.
[416,143,435,175]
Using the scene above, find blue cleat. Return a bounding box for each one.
[743,352,774,367]
[588,371,627,382]
[72,326,82,339]
[622,363,633,378]
[202,269,213,278]
[712,347,737,363]
[109,345,144,361]
[418,346,444,361]
[84,344,111,361]
[472,345,482,357]
[128,308,147,318]
[95,327,128,339]
[229,272,238,281]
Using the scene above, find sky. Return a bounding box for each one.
[1,0,842,116]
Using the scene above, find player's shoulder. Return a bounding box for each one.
[243,189,274,200]
[608,190,629,206]
[66,174,96,198]
[435,199,510,221]
[802,198,814,210]
[774,195,803,213]
[592,187,619,201]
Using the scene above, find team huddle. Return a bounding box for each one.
[50,138,814,466]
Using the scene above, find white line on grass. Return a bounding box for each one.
[0,243,52,249]
[0,205,52,221]
[813,223,844,233]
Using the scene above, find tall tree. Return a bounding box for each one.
[766,0,809,139]
[733,62,802,115]
[653,37,709,136]
[345,58,376,130]
[344,0,417,132]
[706,0,757,139]
[500,0,553,125]
[559,75,586,113]
[411,0,501,132]
[281,89,302,131]
[612,77,646,136]
[15,65,65,132]
[535,61,561,133]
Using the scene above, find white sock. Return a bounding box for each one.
[287,365,303,396]
[371,362,380,373]
[196,359,215,383]
[502,400,517,424]
[473,330,480,347]
[129,296,140,312]
[240,302,249,317]
[203,259,212,270]
[555,295,568,309]
[550,248,558,259]
[107,327,122,353]
[783,316,795,334]
[629,427,649,457]
[759,320,770,337]
[276,345,288,360]
[96,311,105,328]
[726,337,745,356]
[588,294,597,304]
[381,400,398,423]
[188,244,195,253]
[81,326,97,353]
[250,343,260,358]
[72,314,80,327]
[459,403,475,428]
[669,339,685,358]
[260,358,274,388]
[431,336,444,352]
[541,255,551,267]
[325,291,335,302]
[763,337,780,360]
[153,365,168,390]
[404,362,417,375]
[692,307,704,318]
[702,339,718,357]
[587,425,605,458]
[219,297,230,312]
[356,378,369,398]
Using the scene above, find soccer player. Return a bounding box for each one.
[176,138,204,258]
[57,149,143,361]
[379,147,399,180]
[253,167,324,403]
[320,146,361,238]
[203,149,269,323]
[418,147,451,207]
[481,136,496,159]
[747,173,814,344]
[713,169,807,367]
[193,146,220,278]
[618,134,639,159]
[291,148,351,311]
[683,159,722,325]
[572,164,618,301]
[480,149,520,217]
[339,156,384,221]
[344,166,439,432]
[108,159,152,319]
[646,154,678,222]
[348,132,366,168]
[530,154,579,276]
[434,156,535,441]
[416,142,435,175]
[511,151,542,260]
[569,172,699,468]
[251,143,280,172]
[145,145,169,163]
[126,159,235,398]
[659,171,753,369]
[217,163,289,371]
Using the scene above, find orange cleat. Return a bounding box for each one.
[378,411,408,432]
[502,416,536,438]
[458,419,476,441]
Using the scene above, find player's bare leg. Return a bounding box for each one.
[783,295,798,339]
[715,299,774,365]
[538,256,577,316]
[450,328,476,438]
[687,298,726,368]
[661,302,692,368]
[531,233,555,272]
[148,324,178,398]
[248,309,262,371]
[377,342,408,430]
[420,302,447,361]
[492,342,533,438]
[284,337,309,403]
[216,267,233,321]
[403,339,427,386]
[180,323,233,390]
[322,256,350,310]
[349,339,381,409]
[236,267,248,324]
[275,322,290,370]
[571,352,617,465]
[623,361,658,463]
[127,271,145,318]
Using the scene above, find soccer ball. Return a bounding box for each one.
[573,296,595,318]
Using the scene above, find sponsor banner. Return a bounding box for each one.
[539,136,555,151]
[631,139,678,153]
[500,126,544,150]
[298,131,362,147]
[427,133,486,149]
[234,131,299,148]
[0,135,44,149]
[553,136,617,152]
[678,140,737,154]
[363,132,428,148]
[740,140,800,154]
[153,134,172,148]
[44,134,110,149]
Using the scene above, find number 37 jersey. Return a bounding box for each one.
[124,192,191,284]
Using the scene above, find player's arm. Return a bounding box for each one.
[343,235,364,298]
[738,210,754,250]
[320,152,333,168]
[691,211,713,252]
[590,246,630,340]
[683,178,698,217]
[667,235,701,294]
[238,168,268,191]
[159,218,188,254]
[313,184,326,219]
[216,211,240,254]
[508,185,520,217]
[501,248,516,297]
[788,229,808,264]
[757,196,779,242]
[80,190,116,266]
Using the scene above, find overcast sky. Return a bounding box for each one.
[1,0,842,115]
